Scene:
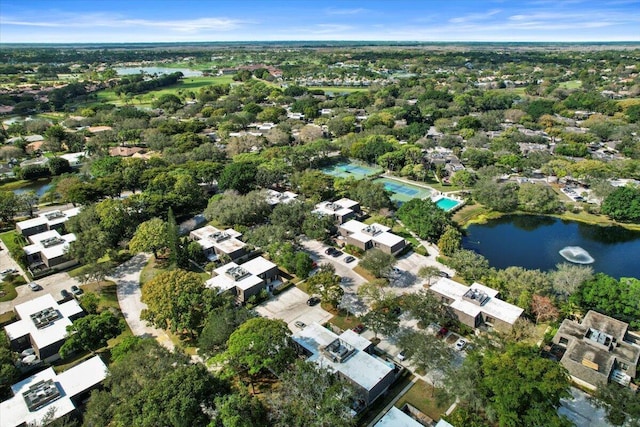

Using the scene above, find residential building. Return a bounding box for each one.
[374,407,424,427]
[0,355,108,427]
[552,310,640,390]
[16,207,81,238]
[265,189,298,207]
[4,294,84,362]
[292,323,398,409]
[108,146,145,157]
[206,256,279,303]
[338,220,406,255]
[189,225,247,262]
[429,278,523,332]
[58,152,87,168]
[23,229,78,274]
[313,198,361,224]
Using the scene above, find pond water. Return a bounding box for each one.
[463,215,640,279]
[115,66,203,77]
[12,180,52,197]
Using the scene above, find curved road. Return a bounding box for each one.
[110,253,175,351]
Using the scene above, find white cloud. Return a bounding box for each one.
[449,9,502,24]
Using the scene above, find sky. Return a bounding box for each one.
[1,0,639,43]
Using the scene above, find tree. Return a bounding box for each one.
[602,185,640,222]
[0,191,19,223]
[358,249,397,278]
[129,218,168,258]
[17,191,39,217]
[224,318,295,390]
[306,265,344,308]
[362,304,401,339]
[0,331,19,400]
[345,179,392,211]
[447,249,491,283]
[518,183,561,213]
[474,178,519,212]
[84,338,225,427]
[294,251,314,279]
[549,263,593,300]
[397,329,453,377]
[141,269,221,336]
[59,311,125,359]
[268,360,356,427]
[493,266,552,309]
[291,169,334,201]
[418,265,442,287]
[437,226,462,256]
[205,191,271,227]
[530,295,560,324]
[47,157,71,176]
[445,344,571,427]
[213,392,268,427]
[571,274,640,328]
[397,198,452,242]
[218,161,258,194]
[405,289,453,327]
[594,383,640,426]
[79,292,100,314]
[198,306,254,356]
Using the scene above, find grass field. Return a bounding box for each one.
[307,86,368,94]
[394,379,452,422]
[558,80,582,89]
[89,75,235,107]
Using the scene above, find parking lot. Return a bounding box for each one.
[0,270,82,314]
[255,286,333,332]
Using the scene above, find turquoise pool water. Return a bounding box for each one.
[435,197,461,211]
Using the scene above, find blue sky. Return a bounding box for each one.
[1,0,639,43]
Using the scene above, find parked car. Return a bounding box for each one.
[344,256,355,263]
[60,289,71,300]
[330,249,342,257]
[397,350,406,361]
[455,338,467,351]
[438,270,450,278]
[306,297,320,306]
[1,268,17,275]
[325,248,336,255]
[20,348,35,357]
[28,282,42,291]
[294,321,306,329]
[70,285,83,296]
[352,324,365,334]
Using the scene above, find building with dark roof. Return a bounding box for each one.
[552,311,640,390]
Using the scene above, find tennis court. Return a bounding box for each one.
[321,161,383,180]
[373,177,434,204]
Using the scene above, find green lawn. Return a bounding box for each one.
[307,86,369,94]
[558,80,582,89]
[91,75,234,107]
[0,281,17,302]
[394,379,453,422]
[0,230,24,255]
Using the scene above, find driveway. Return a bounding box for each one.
[255,286,333,332]
[0,269,80,315]
[559,387,613,427]
[110,253,175,351]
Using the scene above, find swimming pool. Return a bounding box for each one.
[321,161,383,180]
[434,196,463,212]
[373,177,434,204]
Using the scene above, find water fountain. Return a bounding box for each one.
[559,246,595,264]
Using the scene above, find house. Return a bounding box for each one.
[339,220,406,255]
[429,278,523,332]
[16,207,81,238]
[313,198,361,225]
[552,311,640,390]
[292,323,398,409]
[58,152,87,168]
[206,256,279,303]
[265,189,299,207]
[20,156,49,169]
[374,407,424,427]
[108,146,145,157]
[4,294,84,362]
[23,230,77,274]
[0,355,107,427]
[189,225,247,262]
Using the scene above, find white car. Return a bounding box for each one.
[454,338,467,351]
[1,268,17,275]
[397,350,406,361]
[28,282,42,291]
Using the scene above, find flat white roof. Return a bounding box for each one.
[430,278,523,325]
[334,198,359,209]
[293,323,394,393]
[241,256,276,276]
[339,329,371,352]
[313,201,354,218]
[372,232,405,248]
[265,189,298,205]
[340,219,367,234]
[190,225,245,254]
[5,294,83,349]
[0,356,107,427]
[206,262,265,292]
[375,407,424,427]
[24,230,76,260]
[16,207,80,231]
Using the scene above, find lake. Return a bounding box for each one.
[115,66,203,77]
[463,215,640,279]
[12,180,53,197]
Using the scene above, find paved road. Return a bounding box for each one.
[255,286,333,332]
[110,253,175,351]
[559,387,613,427]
